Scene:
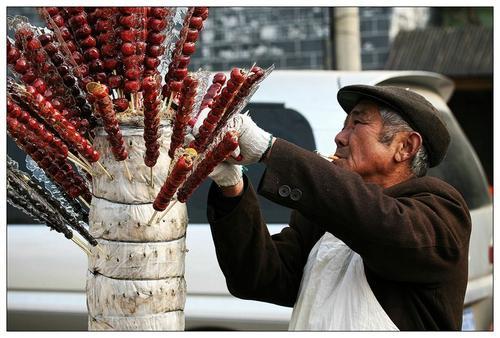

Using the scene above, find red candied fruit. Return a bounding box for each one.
[189,16,204,30]
[182,42,196,55]
[213,73,227,84]
[124,80,141,93]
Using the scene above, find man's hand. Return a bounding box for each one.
[209,162,242,185]
[228,114,274,165]
[209,162,244,197]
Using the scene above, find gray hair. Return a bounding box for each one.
[378,106,429,177]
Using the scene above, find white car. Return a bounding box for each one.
[7,70,492,330]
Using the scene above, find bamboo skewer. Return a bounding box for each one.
[157,200,178,223]
[79,196,90,209]
[96,161,114,180]
[78,154,92,169]
[67,152,91,168]
[130,94,136,113]
[147,210,159,226]
[94,244,106,256]
[150,167,154,188]
[124,160,133,182]
[67,154,93,175]
[71,236,93,256]
[165,91,175,115]
[314,151,339,162]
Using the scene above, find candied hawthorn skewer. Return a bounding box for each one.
[191,68,245,152]
[8,158,97,246]
[142,75,162,173]
[19,84,99,164]
[177,130,239,203]
[188,72,226,127]
[93,8,120,74]
[8,32,93,131]
[37,33,94,131]
[148,149,197,225]
[7,97,69,161]
[144,7,171,78]
[7,173,93,255]
[39,7,85,70]
[161,7,194,103]
[6,183,80,251]
[191,66,265,153]
[86,82,131,180]
[92,7,128,109]
[162,7,208,108]
[7,112,91,202]
[66,8,107,86]
[225,66,265,117]
[117,7,147,110]
[168,76,199,158]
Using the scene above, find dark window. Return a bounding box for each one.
[187,103,316,224]
[427,108,491,210]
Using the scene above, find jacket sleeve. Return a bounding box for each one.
[207,175,324,307]
[258,138,471,284]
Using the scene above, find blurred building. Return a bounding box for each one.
[190,7,332,71]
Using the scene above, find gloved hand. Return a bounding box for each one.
[228,114,273,165]
[209,162,243,187]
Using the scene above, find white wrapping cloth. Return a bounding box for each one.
[289,232,399,331]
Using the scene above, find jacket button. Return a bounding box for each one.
[290,188,302,201]
[278,185,291,197]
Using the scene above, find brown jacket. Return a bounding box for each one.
[207,138,471,330]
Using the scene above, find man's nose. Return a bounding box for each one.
[335,129,348,147]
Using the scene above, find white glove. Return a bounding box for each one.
[228,114,273,165]
[209,162,243,187]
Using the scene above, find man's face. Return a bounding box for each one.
[334,100,397,183]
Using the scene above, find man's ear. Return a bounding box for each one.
[394,132,423,163]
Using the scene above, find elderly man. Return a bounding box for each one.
[206,85,471,330]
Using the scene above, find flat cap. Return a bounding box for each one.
[337,84,450,167]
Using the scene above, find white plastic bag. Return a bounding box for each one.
[289,232,399,331]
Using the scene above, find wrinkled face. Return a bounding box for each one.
[334,100,397,183]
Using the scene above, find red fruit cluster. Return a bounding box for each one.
[42,7,84,69]
[8,39,47,91]
[191,68,245,152]
[225,66,265,116]
[92,8,123,88]
[8,98,69,158]
[24,84,99,163]
[162,7,209,99]
[67,8,105,85]
[188,72,226,127]
[143,7,171,78]
[117,7,146,94]
[37,33,93,131]
[153,153,194,211]
[142,75,162,167]
[7,98,90,200]
[177,131,238,203]
[168,76,199,158]
[87,83,128,161]
[10,28,64,100]
[191,66,265,152]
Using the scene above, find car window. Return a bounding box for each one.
[427,107,491,210]
[187,103,316,224]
